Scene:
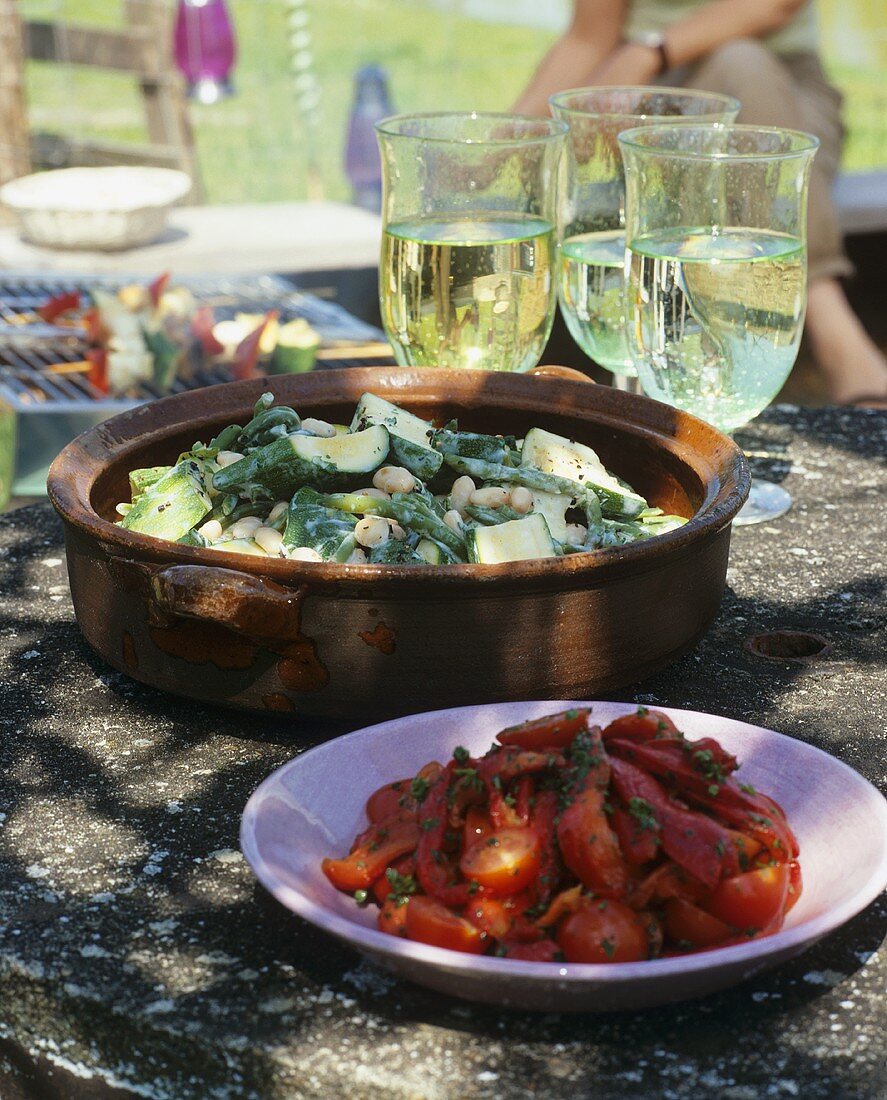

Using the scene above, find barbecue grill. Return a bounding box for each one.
[0,272,394,499]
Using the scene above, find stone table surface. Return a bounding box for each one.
[0,406,884,1100]
[0,202,382,277]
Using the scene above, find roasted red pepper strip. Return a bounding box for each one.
[477,748,563,829]
[534,884,583,928]
[231,310,278,381]
[192,305,225,355]
[86,347,109,394]
[514,775,534,826]
[322,819,419,892]
[609,758,740,888]
[415,762,476,907]
[628,860,708,909]
[557,774,630,897]
[611,804,660,865]
[601,708,680,743]
[148,272,171,308]
[607,739,798,859]
[351,806,416,851]
[372,854,415,905]
[528,788,561,905]
[504,939,562,962]
[497,708,590,750]
[37,290,80,323]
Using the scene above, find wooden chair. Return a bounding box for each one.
[0,0,202,199]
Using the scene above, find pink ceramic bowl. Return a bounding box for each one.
[240,701,887,1012]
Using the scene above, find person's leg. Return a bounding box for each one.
[680,42,887,403]
[804,279,887,403]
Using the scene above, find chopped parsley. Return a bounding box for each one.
[692,749,726,784]
[452,746,470,764]
[627,797,658,832]
[409,776,432,802]
[600,938,616,958]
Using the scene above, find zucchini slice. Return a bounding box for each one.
[213,424,389,500]
[120,459,211,540]
[466,512,557,564]
[521,427,646,518]
[351,393,443,481]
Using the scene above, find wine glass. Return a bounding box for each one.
[619,123,819,525]
[374,112,567,372]
[549,88,739,389]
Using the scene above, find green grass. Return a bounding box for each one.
[20,0,887,206]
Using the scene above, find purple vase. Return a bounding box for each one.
[173,0,236,105]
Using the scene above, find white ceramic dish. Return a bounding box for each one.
[240,701,887,1012]
[0,166,191,251]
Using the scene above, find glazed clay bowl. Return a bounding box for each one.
[47,368,749,721]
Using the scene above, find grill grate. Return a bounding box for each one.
[0,272,393,413]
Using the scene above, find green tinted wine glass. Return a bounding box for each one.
[549,88,738,389]
[620,123,819,524]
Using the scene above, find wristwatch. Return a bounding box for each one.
[630,31,670,75]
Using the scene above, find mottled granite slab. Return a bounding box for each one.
[0,406,884,1099]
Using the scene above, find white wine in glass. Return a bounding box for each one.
[381,214,556,372]
[626,227,806,432]
[375,112,566,373]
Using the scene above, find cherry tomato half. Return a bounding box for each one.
[664,897,734,949]
[405,895,485,954]
[702,864,790,932]
[556,899,650,964]
[459,827,542,897]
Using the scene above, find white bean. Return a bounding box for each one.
[510,486,533,514]
[449,475,475,517]
[197,519,223,542]
[229,515,262,539]
[443,509,463,534]
[373,466,416,494]
[288,546,323,562]
[300,417,337,438]
[268,500,289,522]
[346,548,368,565]
[470,486,510,509]
[355,487,391,501]
[354,516,390,548]
[216,450,244,468]
[254,526,284,555]
[565,523,588,547]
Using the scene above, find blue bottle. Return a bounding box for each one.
[345,65,394,212]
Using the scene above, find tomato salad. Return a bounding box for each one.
[322,708,801,963]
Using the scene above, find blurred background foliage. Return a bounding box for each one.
[19,0,887,205]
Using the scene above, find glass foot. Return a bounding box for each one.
[734,478,792,526]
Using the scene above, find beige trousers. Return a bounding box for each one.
[668,39,852,281]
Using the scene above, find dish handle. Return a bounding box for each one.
[110,559,307,642]
[529,364,595,384]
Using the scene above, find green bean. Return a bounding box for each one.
[322,492,466,556]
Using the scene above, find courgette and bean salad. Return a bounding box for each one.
[322,707,802,962]
[116,392,687,564]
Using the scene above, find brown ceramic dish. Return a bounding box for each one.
[47,368,749,722]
